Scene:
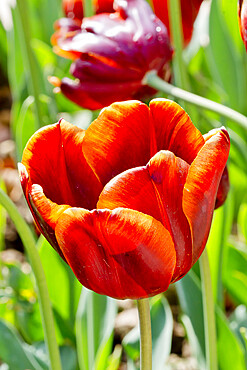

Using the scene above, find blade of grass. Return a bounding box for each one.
[0,188,62,370]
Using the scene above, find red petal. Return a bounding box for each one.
[214,166,229,209]
[55,207,176,299]
[183,128,230,263]
[82,100,152,185]
[203,129,230,208]
[21,119,102,210]
[62,0,84,20]
[149,99,205,163]
[98,150,192,282]
[18,163,69,260]
[239,0,247,51]
[152,0,203,45]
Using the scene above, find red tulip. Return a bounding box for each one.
[62,0,113,20]
[152,0,203,46]
[238,0,247,51]
[19,99,230,299]
[62,0,84,20]
[51,0,173,110]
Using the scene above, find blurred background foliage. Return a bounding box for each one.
[0,0,247,369]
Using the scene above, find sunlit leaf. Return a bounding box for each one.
[0,319,44,370]
[223,242,247,307]
[206,191,234,304]
[75,287,117,370]
[38,236,81,344]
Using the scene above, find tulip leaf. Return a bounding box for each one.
[0,23,7,75]
[176,269,206,370]
[216,307,246,370]
[106,345,122,370]
[0,319,44,370]
[122,295,173,369]
[206,191,234,305]
[0,180,6,252]
[229,305,247,364]
[229,131,247,174]
[223,242,247,307]
[0,260,43,343]
[206,0,247,112]
[238,203,247,243]
[75,287,117,370]
[177,268,246,369]
[13,96,36,160]
[59,345,78,370]
[38,236,82,343]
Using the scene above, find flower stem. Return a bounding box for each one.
[145,72,247,131]
[199,249,218,370]
[168,0,190,90]
[83,0,94,17]
[137,298,152,370]
[0,189,62,370]
[16,0,43,129]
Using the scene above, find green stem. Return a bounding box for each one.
[83,0,94,17]
[199,250,218,370]
[0,189,62,370]
[16,0,43,129]
[137,298,152,370]
[145,72,247,131]
[168,0,190,90]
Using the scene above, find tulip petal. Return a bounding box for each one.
[183,128,230,263]
[149,99,205,163]
[82,100,152,185]
[60,77,142,110]
[18,164,69,260]
[239,0,247,51]
[55,207,176,299]
[152,0,203,45]
[98,150,192,281]
[21,119,102,210]
[203,129,230,208]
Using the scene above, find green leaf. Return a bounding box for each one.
[0,319,43,370]
[177,268,246,369]
[31,39,56,69]
[223,243,247,306]
[75,287,117,370]
[216,307,246,370]
[123,296,173,369]
[60,345,78,370]
[0,23,7,75]
[206,0,247,112]
[176,270,206,369]
[206,191,234,305]
[13,96,36,160]
[0,180,7,252]
[238,203,247,243]
[0,261,44,343]
[229,305,247,364]
[106,345,122,370]
[38,236,81,343]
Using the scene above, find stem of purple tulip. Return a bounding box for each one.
[167,0,190,91]
[145,72,247,131]
[199,250,218,370]
[0,189,62,370]
[137,298,152,370]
